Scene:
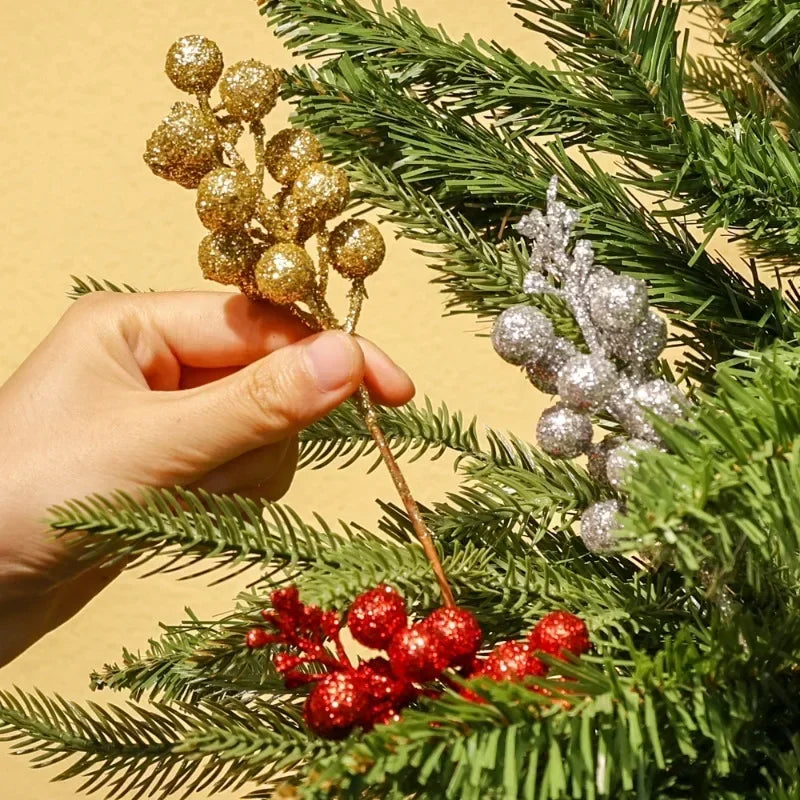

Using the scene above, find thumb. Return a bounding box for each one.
[153,330,365,466]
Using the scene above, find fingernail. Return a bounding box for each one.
[304,331,358,392]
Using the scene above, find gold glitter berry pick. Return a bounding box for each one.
[144,35,456,608]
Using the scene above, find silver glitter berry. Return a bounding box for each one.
[586,436,624,486]
[556,353,618,411]
[492,306,555,366]
[635,380,685,422]
[605,439,655,490]
[536,404,593,458]
[610,310,667,368]
[580,500,622,553]
[525,338,578,394]
[613,379,685,441]
[588,273,649,333]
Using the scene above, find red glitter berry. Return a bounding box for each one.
[423,607,482,667]
[347,584,407,650]
[270,586,301,615]
[245,627,270,649]
[387,623,448,682]
[529,611,590,659]
[356,657,416,726]
[303,672,370,740]
[476,641,548,682]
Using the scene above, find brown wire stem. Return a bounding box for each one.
[355,385,456,608]
[301,293,456,607]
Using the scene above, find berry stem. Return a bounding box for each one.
[355,385,456,608]
[316,228,331,296]
[301,298,456,608]
[344,280,366,335]
[251,120,266,188]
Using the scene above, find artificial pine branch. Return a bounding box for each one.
[274,61,794,379]
[709,0,800,126]
[46,487,356,580]
[89,608,287,703]
[0,689,325,799]
[265,0,800,265]
[620,343,800,601]
[293,634,800,799]
[299,397,483,470]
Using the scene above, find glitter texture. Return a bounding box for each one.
[557,353,618,411]
[274,191,323,244]
[143,101,220,188]
[610,309,667,368]
[165,35,224,94]
[537,404,593,458]
[588,273,649,333]
[616,379,686,440]
[356,658,415,726]
[347,585,407,651]
[492,305,555,366]
[387,624,448,683]
[330,219,386,279]
[195,167,257,231]
[529,611,591,657]
[198,230,259,285]
[219,59,280,122]
[303,672,369,740]
[525,338,578,394]
[586,435,624,486]
[476,641,546,682]
[423,607,482,667]
[291,162,351,222]
[255,243,316,305]
[265,128,324,185]
[605,438,654,490]
[580,500,621,553]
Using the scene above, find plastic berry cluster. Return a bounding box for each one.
[144,35,385,326]
[247,585,590,739]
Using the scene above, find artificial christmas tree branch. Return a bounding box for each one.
[264,0,800,266]
[707,0,800,126]
[276,62,796,379]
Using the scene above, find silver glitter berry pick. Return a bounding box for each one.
[495,176,686,553]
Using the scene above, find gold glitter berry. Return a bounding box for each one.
[265,128,324,185]
[271,190,322,244]
[291,163,350,222]
[165,35,224,95]
[329,219,386,280]
[196,167,258,231]
[144,101,220,189]
[255,243,316,304]
[198,230,260,285]
[219,60,281,122]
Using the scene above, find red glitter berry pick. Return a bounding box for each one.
[304,672,369,740]
[529,611,590,659]
[477,640,547,682]
[347,584,407,650]
[423,607,482,667]
[388,623,448,683]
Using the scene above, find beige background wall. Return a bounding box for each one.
[0,2,549,797]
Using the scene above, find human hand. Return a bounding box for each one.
[0,291,414,665]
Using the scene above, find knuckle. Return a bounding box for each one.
[242,363,305,433]
[67,290,136,327]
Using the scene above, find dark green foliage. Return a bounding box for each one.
[6,1,800,798]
